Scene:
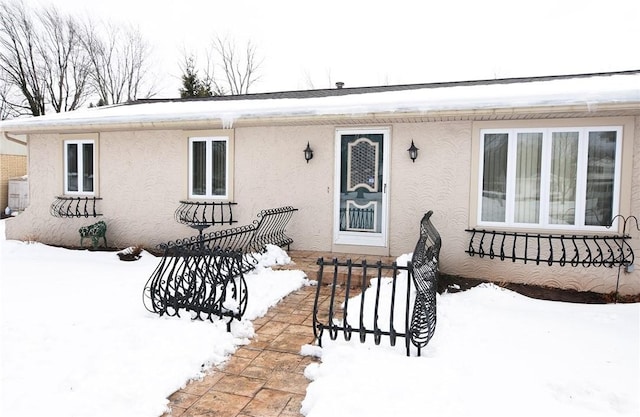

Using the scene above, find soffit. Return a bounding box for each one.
[3,102,639,134]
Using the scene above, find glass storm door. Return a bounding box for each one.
[334,129,389,247]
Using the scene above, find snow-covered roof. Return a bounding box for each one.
[2,70,640,133]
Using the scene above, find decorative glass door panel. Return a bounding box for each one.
[334,130,389,247]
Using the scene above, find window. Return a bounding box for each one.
[478,126,621,230]
[189,136,228,199]
[64,139,95,194]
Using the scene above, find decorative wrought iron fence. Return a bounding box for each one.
[50,196,102,218]
[313,211,441,356]
[161,224,259,274]
[161,206,298,273]
[175,201,238,227]
[145,206,298,328]
[250,206,298,252]
[465,229,633,268]
[143,247,246,330]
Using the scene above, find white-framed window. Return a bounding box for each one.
[64,139,95,194]
[188,136,229,199]
[478,126,622,230]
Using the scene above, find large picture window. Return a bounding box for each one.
[478,127,621,230]
[189,136,228,199]
[64,139,95,194]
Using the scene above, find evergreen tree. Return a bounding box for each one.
[179,56,212,98]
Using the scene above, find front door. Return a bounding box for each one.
[334,128,390,247]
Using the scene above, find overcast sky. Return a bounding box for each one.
[32,0,640,98]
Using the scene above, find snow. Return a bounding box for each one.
[1,72,639,131]
[1,218,639,417]
[302,284,639,417]
[0,220,308,417]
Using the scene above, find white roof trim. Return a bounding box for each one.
[1,72,639,133]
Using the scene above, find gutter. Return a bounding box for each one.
[3,130,27,146]
[1,102,639,134]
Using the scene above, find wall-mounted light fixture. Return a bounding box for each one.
[407,140,419,163]
[304,141,314,163]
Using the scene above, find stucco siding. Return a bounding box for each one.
[234,125,335,251]
[449,116,639,296]
[388,122,472,264]
[98,130,189,248]
[4,116,639,295]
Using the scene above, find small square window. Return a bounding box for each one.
[64,139,95,195]
[189,136,229,199]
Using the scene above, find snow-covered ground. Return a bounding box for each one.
[1,218,638,417]
[0,219,307,416]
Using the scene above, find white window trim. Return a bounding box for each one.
[188,136,230,200]
[477,126,622,232]
[64,139,96,195]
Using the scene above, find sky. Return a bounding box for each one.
[28,0,640,98]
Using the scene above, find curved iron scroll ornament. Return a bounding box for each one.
[174,201,238,227]
[50,196,102,218]
[609,215,640,301]
[159,206,298,276]
[143,247,247,331]
[312,211,441,356]
[609,215,639,267]
[465,225,634,268]
[408,210,441,352]
[145,206,297,328]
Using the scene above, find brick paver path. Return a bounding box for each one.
[161,250,395,417]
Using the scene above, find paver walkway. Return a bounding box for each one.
[161,250,394,417]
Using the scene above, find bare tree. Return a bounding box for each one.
[301,67,335,90]
[0,0,93,116]
[0,0,46,116]
[0,76,12,119]
[37,6,91,112]
[182,35,261,96]
[82,20,156,105]
[211,36,261,95]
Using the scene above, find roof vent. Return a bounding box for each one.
[335,82,344,89]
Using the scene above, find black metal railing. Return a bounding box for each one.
[313,211,441,356]
[160,206,298,273]
[175,201,238,227]
[50,196,102,218]
[465,229,633,268]
[143,248,247,330]
[314,259,413,352]
[251,206,298,252]
[145,206,298,329]
[160,224,259,274]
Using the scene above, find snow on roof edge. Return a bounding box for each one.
[1,71,639,132]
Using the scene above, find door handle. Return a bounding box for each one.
[384,183,387,193]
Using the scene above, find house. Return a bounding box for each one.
[0,132,27,215]
[1,70,639,296]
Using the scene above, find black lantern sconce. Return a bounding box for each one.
[407,140,419,163]
[304,141,314,163]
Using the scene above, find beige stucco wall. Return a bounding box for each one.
[234,125,336,251]
[5,116,639,295]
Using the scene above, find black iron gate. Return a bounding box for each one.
[312,211,441,356]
